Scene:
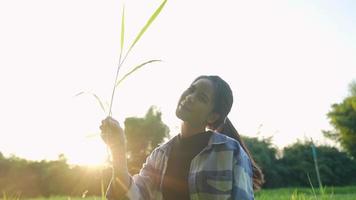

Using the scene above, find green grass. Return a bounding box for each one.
[255,185,356,200]
[4,186,356,200]
[26,197,99,200]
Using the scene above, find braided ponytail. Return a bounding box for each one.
[217,118,264,191]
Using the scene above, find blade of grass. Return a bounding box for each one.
[115,59,161,88]
[307,173,318,200]
[73,91,85,97]
[85,132,101,138]
[109,5,125,117]
[101,175,105,200]
[310,139,323,193]
[74,91,106,114]
[125,0,167,58]
[81,190,88,198]
[108,0,167,116]
[93,93,106,114]
[120,5,125,54]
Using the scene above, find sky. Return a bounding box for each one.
[0,0,355,166]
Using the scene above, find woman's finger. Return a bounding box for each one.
[100,124,104,131]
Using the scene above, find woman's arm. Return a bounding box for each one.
[105,145,131,199]
[106,148,162,200]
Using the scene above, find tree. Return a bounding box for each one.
[279,141,356,187]
[323,80,356,158]
[243,136,283,188]
[348,80,356,96]
[124,106,170,174]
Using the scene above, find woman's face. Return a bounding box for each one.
[176,78,219,127]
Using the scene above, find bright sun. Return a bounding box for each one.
[65,138,110,167]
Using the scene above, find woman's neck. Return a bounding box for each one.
[180,122,206,138]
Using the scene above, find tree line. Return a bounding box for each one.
[1,134,355,198]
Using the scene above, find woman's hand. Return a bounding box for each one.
[100,117,129,186]
[100,116,125,150]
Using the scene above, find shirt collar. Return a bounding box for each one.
[207,131,228,145]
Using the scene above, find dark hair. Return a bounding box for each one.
[193,75,265,191]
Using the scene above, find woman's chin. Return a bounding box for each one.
[176,108,187,121]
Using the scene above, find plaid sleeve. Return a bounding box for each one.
[106,149,162,200]
[232,146,254,200]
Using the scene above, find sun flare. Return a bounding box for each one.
[66,138,110,167]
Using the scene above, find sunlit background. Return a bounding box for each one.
[0,0,355,166]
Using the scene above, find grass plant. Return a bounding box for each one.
[73,1,167,199]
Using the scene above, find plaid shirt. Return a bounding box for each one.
[106,131,254,200]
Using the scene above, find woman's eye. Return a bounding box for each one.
[198,95,207,103]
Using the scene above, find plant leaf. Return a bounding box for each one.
[127,0,167,53]
[92,93,106,114]
[101,178,105,200]
[85,132,100,139]
[73,91,85,97]
[120,5,125,52]
[115,60,161,88]
[74,91,107,114]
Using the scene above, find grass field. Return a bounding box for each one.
[7,185,355,200]
[255,185,356,200]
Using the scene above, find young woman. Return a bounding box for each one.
[100,75,264,200]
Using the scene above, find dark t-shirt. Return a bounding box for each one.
[162,131,213,200]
